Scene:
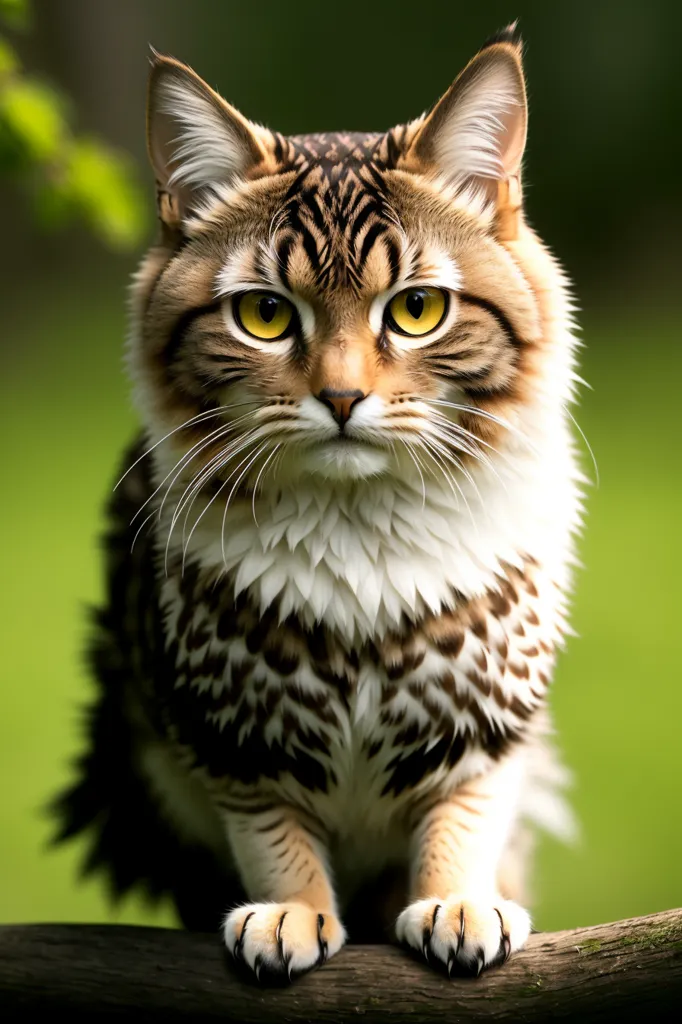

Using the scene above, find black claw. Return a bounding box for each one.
[422,903,441,960]
[457,904,465,955]
[276,911,288,968]
[316,913,329,966]
[460,944,486,977]
[494,907,511,963]
[234,911,254,961]
[453,940,486,978]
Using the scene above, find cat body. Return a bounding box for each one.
[55,27,583,979]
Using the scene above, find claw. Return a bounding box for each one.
[475,952,485,977]
[234,911,254,961]
[317,913,328,966]
[254,954,263,981]
[422,903,441,960]
[276,911,288,968]
[457,904,465,955]
[494,908,511,963]
[447,949,456,977]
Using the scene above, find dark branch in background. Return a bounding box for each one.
[1,908,681,1021]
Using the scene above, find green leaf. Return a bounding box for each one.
[0,35,20,75]
[0,79,66,162]
[0,14,148,252]
[0,0,31,32]
[62,138,148,248]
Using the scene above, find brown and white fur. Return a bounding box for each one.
[54,26,583,981]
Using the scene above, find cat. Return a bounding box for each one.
[54,25,582,982]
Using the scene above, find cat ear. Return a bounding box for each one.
[147,49,267,228]
[404,28,527,233]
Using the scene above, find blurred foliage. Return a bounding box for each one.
[0,0,29,31]
[0,0,146,249]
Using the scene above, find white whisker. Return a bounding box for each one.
[426,434,483,519]
[251,444,282,527]
[182,439,268,571]
[416,437,461,511]
[431,411,510,467]
[172,429,262,545]
[565,407,599,487]
[131,421,232,526]
[427,418,508,496]
[115,402,253,490]
[172,420,266,534]
[161,431,262,571]
[156,410,260,522]
[424,398,539,455]
[428,418,485,462]
[402,439,426,509]
[129,407,258,527]
[170,433,265,574]
[129,508,158,554]
[420,435,478,532]
[220,441,271,570]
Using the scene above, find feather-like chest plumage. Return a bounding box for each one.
[156,465,569,839]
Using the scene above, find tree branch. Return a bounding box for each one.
[1,908,681,1021]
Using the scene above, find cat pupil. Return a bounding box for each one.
[406,292,424,319]
[259,297,277,324]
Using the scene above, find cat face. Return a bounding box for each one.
[132,29,553,495]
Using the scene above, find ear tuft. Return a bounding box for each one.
[146,52,266,224]
[404,39,527,217]
[147,43,162,67]
[481,21,522,51]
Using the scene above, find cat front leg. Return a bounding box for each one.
[222,806,345,981]
[396,756,531,975]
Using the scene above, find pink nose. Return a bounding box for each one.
[315,388,366,429]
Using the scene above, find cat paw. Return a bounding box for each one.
[223,901,346,981]
[396,895,530,976]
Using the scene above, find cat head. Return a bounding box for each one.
[131,26,571,501]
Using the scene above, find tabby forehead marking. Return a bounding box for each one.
[269,160,404,294]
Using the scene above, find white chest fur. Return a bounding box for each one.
[170,411,580,642]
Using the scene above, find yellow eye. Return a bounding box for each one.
[386,287,447,337]
[234,292,294,340]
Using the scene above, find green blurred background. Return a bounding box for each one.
[2,0,681,933]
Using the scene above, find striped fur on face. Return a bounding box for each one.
[132,37,544,500]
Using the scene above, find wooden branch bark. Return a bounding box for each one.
[1,908,681,1021]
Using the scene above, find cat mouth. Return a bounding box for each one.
[327,435,365,445]
[323,433,382,448]
[321,436,384,457]
[296,435,391,479]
